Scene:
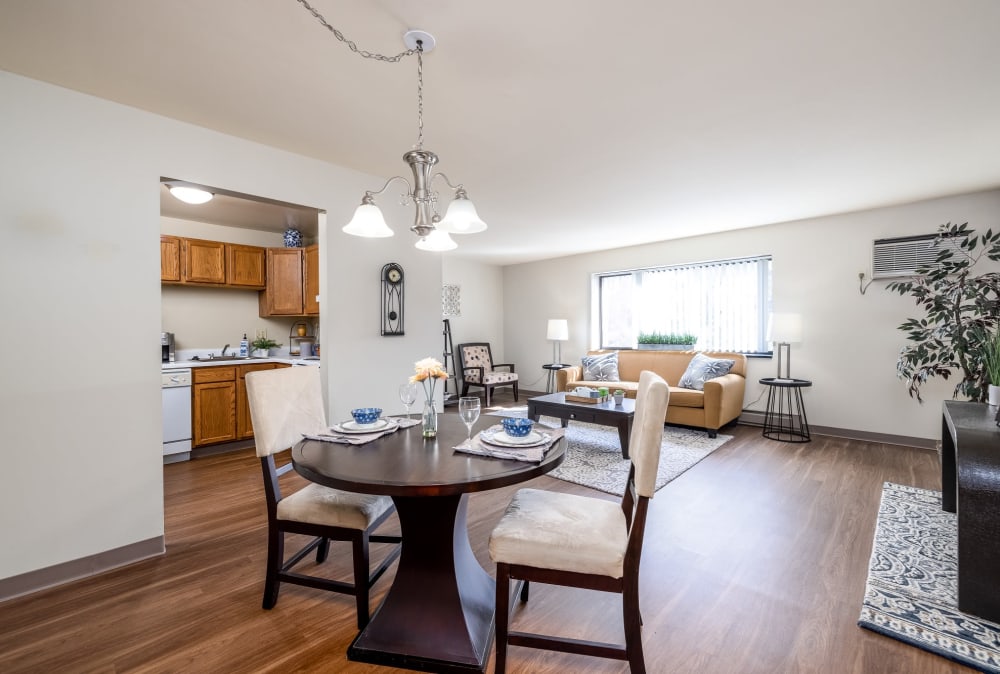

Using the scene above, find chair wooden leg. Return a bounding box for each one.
[519,579,530,602]
[513,382,519,402]
[495,563,510,674]
[316,537,330,563]
[485,386,492,408]
[262,526,283,610]
[353,533,371,629]
[623,581,646,674]
[461,383,470,396]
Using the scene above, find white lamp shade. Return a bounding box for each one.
[546,319,569,341]
[437,196,487,234]
[343,203,394,238]
[415,228,457,251]
[768,313,803,344]
[168,185,213,205]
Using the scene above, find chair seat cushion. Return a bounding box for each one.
[277,484,394,530]
[489,488,628,578]
[466,370,518,385]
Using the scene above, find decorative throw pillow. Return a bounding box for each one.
[678,353,735,391]
[581,352,620,381]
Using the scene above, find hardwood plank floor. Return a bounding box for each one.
[0,391,973,673]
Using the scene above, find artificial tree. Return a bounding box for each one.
[887,222,1000,402]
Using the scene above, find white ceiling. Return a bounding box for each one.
[2,0,999,265]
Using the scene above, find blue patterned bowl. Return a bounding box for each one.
[501,417,534,438]
[351,407,382,426]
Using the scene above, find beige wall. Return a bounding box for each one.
[0,70,441,583]
[502,189,1000,442]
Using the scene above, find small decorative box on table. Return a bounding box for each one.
[564,393,609,404]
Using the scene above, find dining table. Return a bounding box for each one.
[292,413,567,673]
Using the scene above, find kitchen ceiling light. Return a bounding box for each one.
[297,1,486,252]
[168,185,214,205]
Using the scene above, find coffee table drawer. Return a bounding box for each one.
[565,409,598,423]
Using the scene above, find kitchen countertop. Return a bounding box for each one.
[162,357,320,370]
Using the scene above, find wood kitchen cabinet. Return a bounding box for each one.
[259,245,319,317]
[192,366,237,447]
[160,235,181,282]
[193,362,290,447]
[160,237,266,289]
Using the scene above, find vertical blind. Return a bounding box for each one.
[598,255,772,352]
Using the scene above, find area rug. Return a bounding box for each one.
[858,482,1000,673]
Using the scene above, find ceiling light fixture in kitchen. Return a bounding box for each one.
[167,184,214,205]
[297,0,487,252]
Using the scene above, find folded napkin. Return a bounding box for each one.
[454,425,565,463]
[303,416,417,445]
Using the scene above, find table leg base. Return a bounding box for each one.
[348,494,495,673]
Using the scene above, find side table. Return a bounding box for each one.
[542,363,571,394]
[759,377,812,442]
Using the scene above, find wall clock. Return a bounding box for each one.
[381,262,404,336]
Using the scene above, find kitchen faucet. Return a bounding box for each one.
[221,344,230,357]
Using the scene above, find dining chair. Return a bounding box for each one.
[488,370,669,673]
[245,366,401,629]
[457,342,518,407]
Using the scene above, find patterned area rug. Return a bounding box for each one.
[858,482,1000,673]
[487,406,731,496]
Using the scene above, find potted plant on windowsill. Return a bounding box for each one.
[636,331,698,351]
[251,337,281,358]
[979,327,1000,406]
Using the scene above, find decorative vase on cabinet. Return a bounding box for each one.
[283,228,302,247]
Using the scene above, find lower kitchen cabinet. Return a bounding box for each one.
[193,363,290,448]
[193,367,237,447]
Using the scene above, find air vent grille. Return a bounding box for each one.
[871,234,963,279]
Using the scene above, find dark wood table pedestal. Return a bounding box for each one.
[348,494,494,673]
[940,401,1000,623]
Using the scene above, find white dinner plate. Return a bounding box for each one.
[335,418,392,434]
[480,429,548,448]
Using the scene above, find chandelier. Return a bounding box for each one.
[298,0,487,252]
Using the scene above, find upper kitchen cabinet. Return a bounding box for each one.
[259,245,319,317]
[183,238,226,284]
[160,235,181,282]
[226,244,266,288]
[160,236,266,290]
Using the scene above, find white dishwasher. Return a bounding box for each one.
[162,368,192,463]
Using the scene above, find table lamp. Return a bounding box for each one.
[547,319,569,365]
[768,313,802,380]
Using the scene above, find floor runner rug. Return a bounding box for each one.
[858,482,1000,673]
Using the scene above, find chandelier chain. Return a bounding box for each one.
[295,0,418,63]
[416,46,424,149]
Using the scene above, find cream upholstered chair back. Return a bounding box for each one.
[245,367,329,458]
[629,370,669,498]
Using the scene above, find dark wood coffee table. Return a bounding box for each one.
[527,392,635,458]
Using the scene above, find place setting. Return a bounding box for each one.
[454,398,563,462]
[303,403,420,445]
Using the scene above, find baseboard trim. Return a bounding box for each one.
[0,536,165,603]
[738,411,936,450]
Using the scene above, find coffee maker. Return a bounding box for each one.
[162,332,176,363]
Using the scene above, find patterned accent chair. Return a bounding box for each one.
[457,342,518,407]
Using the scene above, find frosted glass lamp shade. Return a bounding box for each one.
[168,185,213,205]
[768,313,803,344]
[343,203,394,238]
[546,319,569,341]
[415,228,457,251]
[437,195,487,234]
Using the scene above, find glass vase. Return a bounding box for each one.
[421,400,438,438]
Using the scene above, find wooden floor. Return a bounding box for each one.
[0,391,973,673]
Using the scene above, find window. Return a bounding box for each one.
[596,255,772,353]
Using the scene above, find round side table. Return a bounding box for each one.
[759,378,812,442]
[542,363,571,393]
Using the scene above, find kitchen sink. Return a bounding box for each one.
[188,356,265,362]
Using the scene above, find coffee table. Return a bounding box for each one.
[527,392,635,458]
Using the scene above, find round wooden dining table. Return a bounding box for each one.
[292,413,566,673]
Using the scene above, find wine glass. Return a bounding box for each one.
[459,396,481,443]
[399,382,418,420]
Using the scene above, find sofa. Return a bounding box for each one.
[556,350,747,437]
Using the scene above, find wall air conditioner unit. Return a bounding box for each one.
[871,234,963,280]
